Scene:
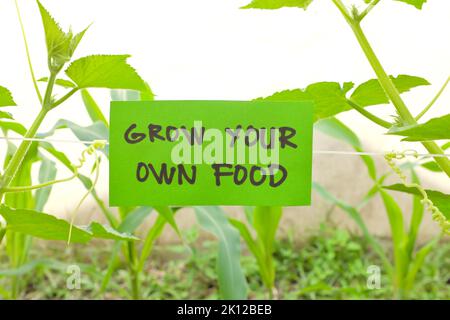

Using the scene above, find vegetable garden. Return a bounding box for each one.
[0,0,448,300]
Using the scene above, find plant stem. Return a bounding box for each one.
[126,241,141,299]
[0,108,47,201]
[346,99,392,128]
[15,0,42,104]
[415,76,450,121]
[334,7,450,177]
[51,88,79,110]
[358,0,382,21]
[0,74,57,201]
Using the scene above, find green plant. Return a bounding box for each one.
[239,0,449,298]
[229,206,282,298]
[0,0,178,300]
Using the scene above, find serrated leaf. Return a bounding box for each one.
[350,75,430,107]
[37,1,87,70]
[242,0,313,10]
[65,55,146,91]
[257,82,353,122]
[0,205,138,243]
[84,222,138,241]
[388,113,450,141]
[0,86,17,107]
[394,0,427,10]
[384,184,450,220]
[37,0,67,57]
[0,205,92,243]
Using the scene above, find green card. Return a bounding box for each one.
[109,101,313,206]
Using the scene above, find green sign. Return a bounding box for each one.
[109,101,313,206]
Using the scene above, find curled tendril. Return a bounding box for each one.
[67,140,106,245]
[385,151,450,236]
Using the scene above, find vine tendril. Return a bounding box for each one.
[385,150,450,235]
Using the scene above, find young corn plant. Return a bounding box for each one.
[229,206,282,299]
[45,87,181,299]
[240,0,450,298]
[0,0,160,298]
[314,116,445,298]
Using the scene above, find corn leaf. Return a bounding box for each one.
[65,55,146,91]
[315,117,377,180]
[38,119,109,156]
[194,206,248,299]
[154,206,180,237]
[379,189,408,283]
[406,170,424,258]
[81,89,108,127]
[388,113,450,141]
[313,182,392,273]
[34,157,57,211]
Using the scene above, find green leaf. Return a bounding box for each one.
[118,206,153,233]
[253,206,281,257]
[38,119,109,156]
[406,170,424,258]
[37,0,87,70]
[153,206,180,237]
[394,0,427,10]
[0,111,13,120]
[34,157,57,211]
[65,55,146,91]
[388,113,450,141]
[253,206,281,289]
[84,222,138,241]
[379,189,408,282]
[420,161,442,172]
[242,0,313,10]
[81,89,109,127]
[0,121,27,135]
[38,77,76,88]
[194,206,248,299]
[313,182,392,272]
[257,82,353,122]
[0,86,16,107]
[0,205,92,243]
[350,75,430,107]
[384,184,450,220]
[315,117,377,180]
[0,205,138,243]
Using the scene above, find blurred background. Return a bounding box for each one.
[0,0,449,241]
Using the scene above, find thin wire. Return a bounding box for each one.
[1,136,449,158]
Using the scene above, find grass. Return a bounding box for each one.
[1,224,448,300]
